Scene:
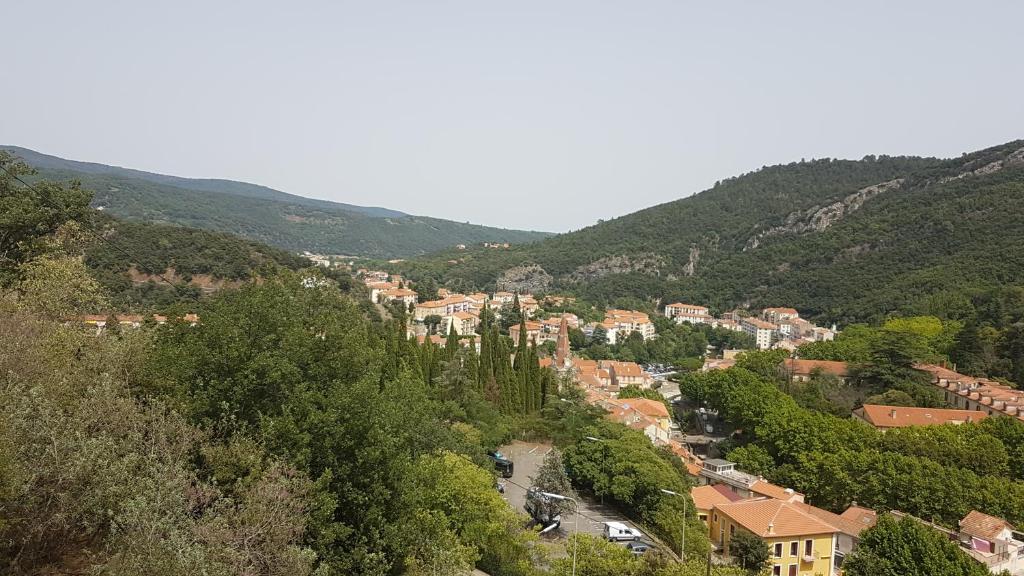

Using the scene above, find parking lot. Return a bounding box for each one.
[497,440,649,545]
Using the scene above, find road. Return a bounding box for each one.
[498,440,647,543]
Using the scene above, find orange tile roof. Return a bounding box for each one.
[742,317,777,330]
[750,480,803,502]
[614,398,669,419]
[686,461,702,477]
[793,502,874,537]
[839,506,879,531]
[714,499,840,538]
[857,405,989,428]
[691,485,744,510]
[960,510,1014,541]
[764,307,799,315]
[784,358,849,377]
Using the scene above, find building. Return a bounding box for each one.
[665,303,712,324]
[917,363,1024,421]
[601,397,672,444]
[892,510,1024,575]
[781,359,850,383]
[445,311,480,336]
[697,459,804,502]
[604,309,656,340]
[762,307,800,324]
[741,317,778,349]
[509,320,542,343]
[853,404,989,430]
[518,296,540,318]
[554,315,572,371]
[603,360,655,389]
[491,291,516,304]
[414,295,473,321]
[710,498,840,576]
[379,287,418,307]
[959,510,1024,574]
[691,484,745,525]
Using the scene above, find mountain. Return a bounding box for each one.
[83,213,312,309]
[396,140,1024,324]
[3,146,552,258]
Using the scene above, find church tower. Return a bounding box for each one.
[555,315,571,370]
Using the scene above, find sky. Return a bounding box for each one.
[5,1,1023,233]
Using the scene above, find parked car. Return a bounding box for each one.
[487,450,514,478]
[626,541,651,555]
[603,521,643,542]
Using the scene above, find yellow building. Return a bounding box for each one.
[691,485,744,526]
[710,498,839,576]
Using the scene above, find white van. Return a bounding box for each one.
[603,521,643,542]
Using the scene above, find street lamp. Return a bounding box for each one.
[661,489,687,562]
[542,491,581,576]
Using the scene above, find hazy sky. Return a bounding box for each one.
[5,1,1022,232]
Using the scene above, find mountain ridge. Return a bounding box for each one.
[394,139,1024,324]
[3,146,553,258]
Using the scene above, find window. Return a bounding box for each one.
[699,514,708,522]
[788,565,797,576]
[713,512,717,522]
[730,524,736,537]
[774,543,783,558]
[772,567,781,576]
[790,541,798,556]
[804,539,813,557]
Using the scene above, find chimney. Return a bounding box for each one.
[767,522,774,535]
[890,409,897,419]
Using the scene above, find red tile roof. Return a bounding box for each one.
[856,405,989,428]
[960,510,1014,541]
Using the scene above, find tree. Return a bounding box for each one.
[727,530,770,574]
[844,514,991,576]
[529,449,577,517]
[17,255,107,319]
[424,314,443,334]
[0,152,92,285]
[591,325,608,346]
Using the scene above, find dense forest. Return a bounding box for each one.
[394,140,1024,326]
[4,146,552,259]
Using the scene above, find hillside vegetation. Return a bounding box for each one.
[4,146,552,258]
[396,140,1024,324]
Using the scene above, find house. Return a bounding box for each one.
[697,459,804,503]
[781,359,850,383]
[541,313,580,334]
[917,363,1024,422]
[604,309,656,340]
[762,307,800,324]
[491,291,516,304]
[509,320,542,343]
[958,510,1024,574]
[710,498,840,576]
[601,397,672,444]
[691,484,745,525]
[892,510,1024,575]
[445,311,480,336]
[853,404,989,430]
[603,360,655,389]
[741,317,778,349]
[711,317,744,332]
[518,296,540,318]
[414,295,473,321]
[665,303,712,324]
[379,288,418,307]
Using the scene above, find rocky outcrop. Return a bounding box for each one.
[744,178,903,250]
[496,264,553,293]
[939,146,1024,183]
[682,245,701,277]
[566,253,665,283]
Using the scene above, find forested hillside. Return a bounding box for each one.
[396,140,1024,324]
[3,146,552,258]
